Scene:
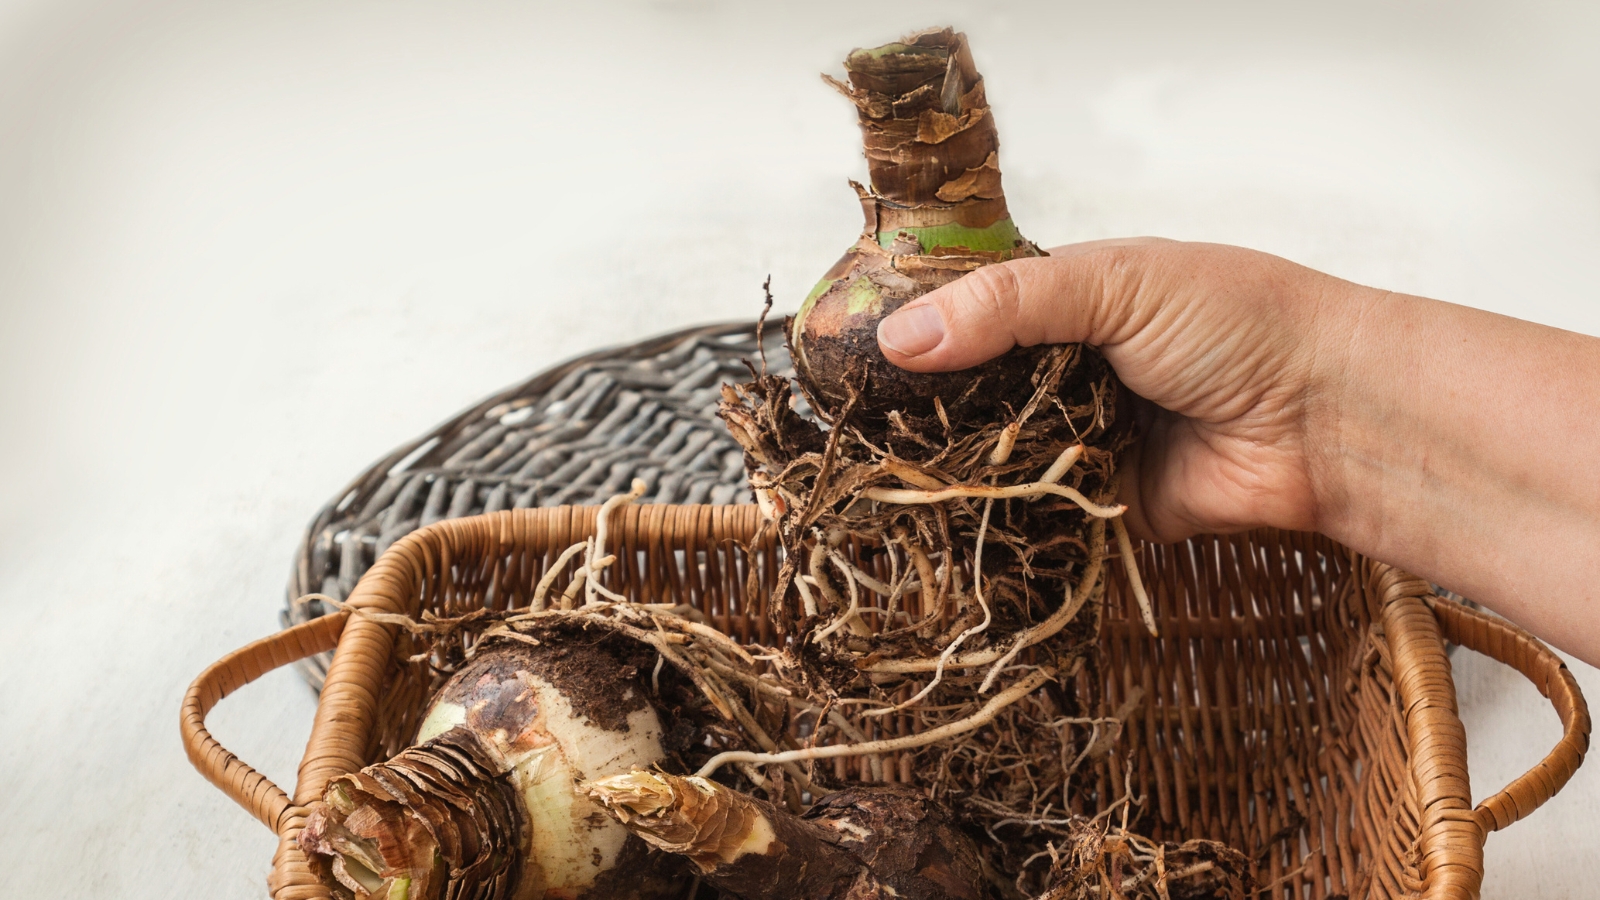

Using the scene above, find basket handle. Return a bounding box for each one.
[1429,596,1592,833]
[180,611,349,832]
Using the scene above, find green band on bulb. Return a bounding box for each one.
[876,218,1026,255]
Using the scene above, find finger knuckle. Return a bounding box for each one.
[1093,245,1146,296]
[955,264,1023,322]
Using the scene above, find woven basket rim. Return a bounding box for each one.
[186,506,1591,900]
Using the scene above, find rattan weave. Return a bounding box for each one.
[283,321,782,687]
[189,506,1589,900]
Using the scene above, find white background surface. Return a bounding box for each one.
[1,2,1597,897]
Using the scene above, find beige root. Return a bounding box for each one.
[861,482,1124,517]
[695,665,1057,778]
[587,478,648,607]
[1111,516,1157,637]
[860,520,1107,675]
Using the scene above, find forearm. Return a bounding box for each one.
[1313,288,1600,663]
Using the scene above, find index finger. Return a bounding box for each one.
[876,238,1174,373]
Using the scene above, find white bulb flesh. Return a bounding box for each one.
[418,664,666,900]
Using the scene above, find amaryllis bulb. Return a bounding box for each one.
[788,27,1048,429]
[300,636,686,900]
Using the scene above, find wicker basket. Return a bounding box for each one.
[188,506,1588,900]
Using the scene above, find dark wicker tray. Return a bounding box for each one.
[282,320,784,688]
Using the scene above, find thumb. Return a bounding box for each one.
[876,238,1171,372]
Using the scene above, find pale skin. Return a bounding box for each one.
[877,238,1600,667]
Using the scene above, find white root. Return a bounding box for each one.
[587,563,629,604]
[695,665,1056,778]
[977,525,1105,693]
[1112,516,1158,637]
[635,626,734,721]
[879,458,946,490]
[693,653,886,770]
[987,421,1021,466]
[829,553,895,597]
[695,651,794,700]
[587,478,647,607]
[679,620,757,667]
[906,541,938,627]
[879,549,917,627]
[1039,444,1083,486]
[506,600,682,626]
[691,661,814,798]
[811,553,864,643]
[863,498,995,717]
[793,570,820,617]
[559,551,616,609]
[560,551,590,611]
[861,519,1108,675]
[531,541,589,612]
[862,481,1124,518]
[988,363,1060,467]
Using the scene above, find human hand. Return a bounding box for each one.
[879,238,1600,662]
[875,239,1367,544]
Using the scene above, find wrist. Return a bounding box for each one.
[1297,280,1398,547]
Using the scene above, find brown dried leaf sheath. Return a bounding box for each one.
[832,27,1004,220]
[299,730,519,900]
